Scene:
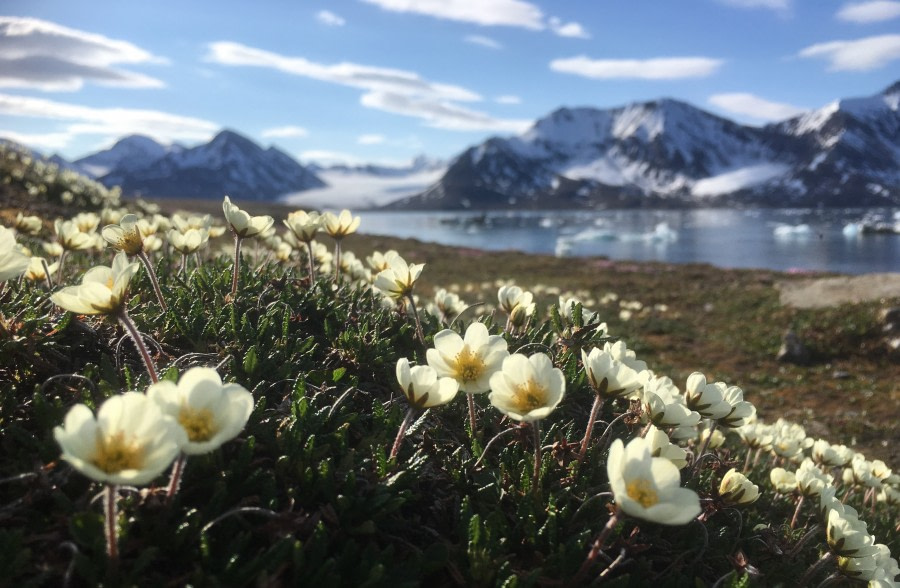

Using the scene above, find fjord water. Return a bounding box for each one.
[358,208,899,275]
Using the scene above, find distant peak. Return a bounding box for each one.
[883,79,900,96]
[209,129,260,150]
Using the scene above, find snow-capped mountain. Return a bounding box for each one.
[77,130,325,201]
[73,134,180,179]
[394,82,900,209]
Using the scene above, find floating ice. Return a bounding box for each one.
[773,224,812,239]
[842,222,862,238]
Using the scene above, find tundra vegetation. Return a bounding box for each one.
[0,142,898,586]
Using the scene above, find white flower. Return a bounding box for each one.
[845,456,882,489]
[0,226,29,281]
[796,458,834,497]
[395,358,459,409]
[427,322,509,393]
[147,367,254,455]
[838,554,879,581]
[581,345,643,399]
[23,256,58,282]
[606,436,701,525]
[488,353,565,422]
[603,341,647,373]
[223,196,274,238]
[812,439,850,468]
[645,424,688,469]
[373,254,424,300]
[497,285,533,315]
[53,392,186,485]
[737,423,773,451]
[717,385,755,429]
[826,508,879,558]
[323,209,360,239]
[13,212,42,235]
[683,373,732,420]
[718,468,760,506]
[51,252,139,315]
[284,210,323,243]
[770,468,798,494]
[71,212,100,233]
[101,214,145,255]
[366,249,400,273]
[558,295,595,327]
[170,213,213,233]
[431,288,465,319]
[167,228,209,255]
[54,219,93,251]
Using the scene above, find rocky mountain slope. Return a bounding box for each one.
[392,81,900,209]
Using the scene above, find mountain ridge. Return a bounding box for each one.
[391,80,899,209]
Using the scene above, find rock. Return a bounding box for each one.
[776,330,811,365]
[879,307,900,334]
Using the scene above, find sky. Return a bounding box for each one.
[1,0,899,167]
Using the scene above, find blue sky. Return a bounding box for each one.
[1,0,899,166]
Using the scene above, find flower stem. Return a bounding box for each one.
[165,453,187,504]
[467,393,477,437]
[798,551,836,587]
[532,420,542,497]
[40,258,53,290]
[136,250,167,311]
[333,239,342,283]
[405,292,426,346]
[790,495,805,529]
[305,241,317,283]
[691,421,719,478]
[117,308,159,383]
[743,447,753,472]
[104,484,119,575]
[573,507,622,584]
[390,406,416,460]
[231,233,243,298]
[577,394,605,464]
[56,250,68,286]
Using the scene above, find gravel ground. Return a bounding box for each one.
[777,273,900,309]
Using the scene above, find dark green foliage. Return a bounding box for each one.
[0,238,897,587]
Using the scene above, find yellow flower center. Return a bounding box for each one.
[117,230,143,255]
[626,478,659,508]
[454,347,485,383]
[91,431,144,474]
[178,406,218,442]
[511,378,547,413]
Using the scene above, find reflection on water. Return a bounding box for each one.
[357,208,900,275]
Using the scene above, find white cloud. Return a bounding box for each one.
[261,125,309,138]
[548,17,590,39]
[495,95,521,104]
[361,0,544,29]
[836,1,900,23]
[0,92,217,148]
[716,0,790,11]
[359,90,531,132]
[357,134,386,144]
[0,16,165,91]
[0,129,74,150]
[465,35,503,50]
[708,93,807,121]
[316,10,346,27]
[550,56,724,80]
[206,41,530,132]
[798,34,900,70]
